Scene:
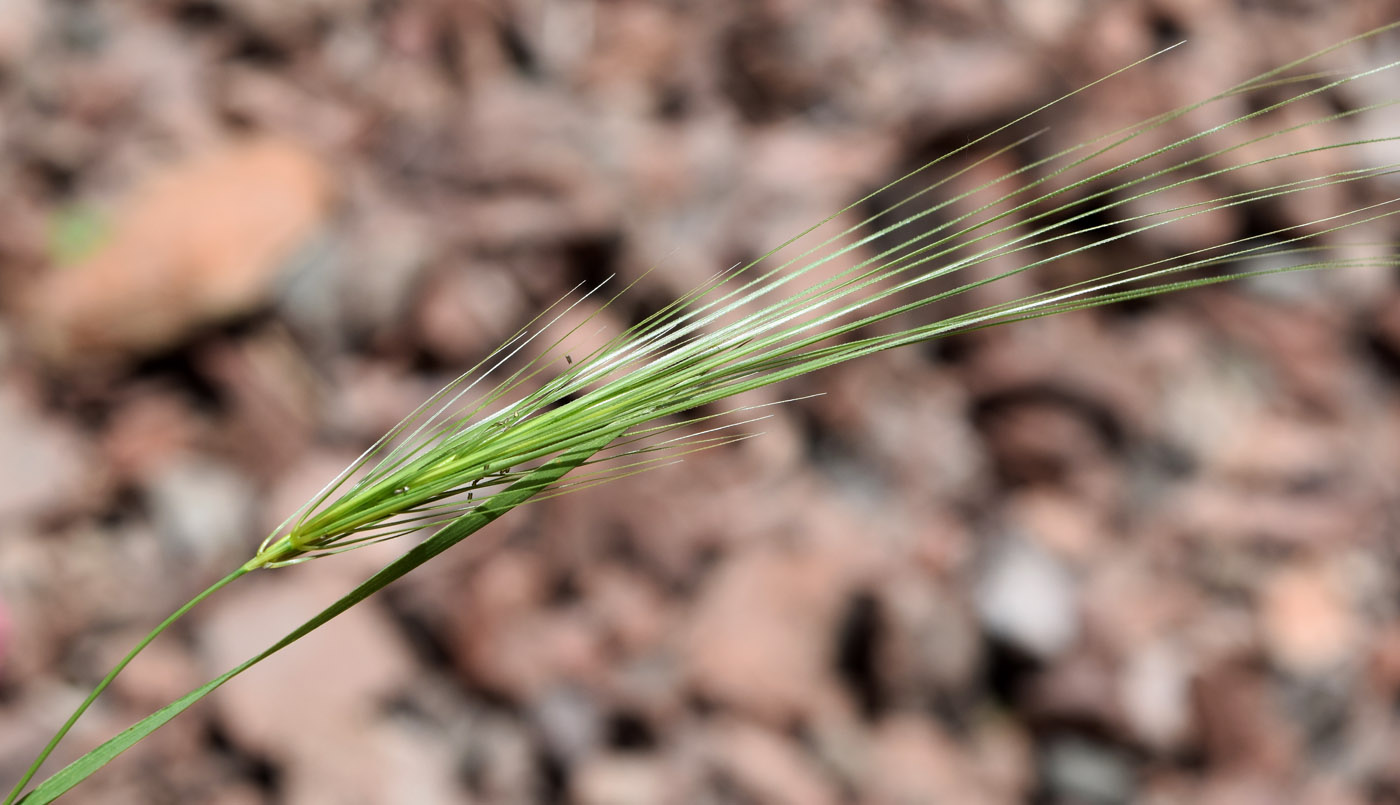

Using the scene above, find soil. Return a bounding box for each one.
[1,1,1400,803]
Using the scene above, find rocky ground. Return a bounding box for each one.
[1,1,1400,803]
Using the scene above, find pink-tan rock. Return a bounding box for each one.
[23,137,332,365]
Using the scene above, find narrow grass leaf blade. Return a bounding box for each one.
[15,426,623,805]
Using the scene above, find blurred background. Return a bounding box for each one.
[2,1,1400,803]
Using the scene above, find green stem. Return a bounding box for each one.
[2,566,249,805]
[13,426,623,804]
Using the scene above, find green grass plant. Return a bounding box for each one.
[7,22,1400,803]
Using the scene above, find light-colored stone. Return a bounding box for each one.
[532,683,603,761]
[976,536,1079,659]
[1260,561,1359,675]
[1121,641,1192,749]
[574,755,667,805]
[415,264,527,363]
[0,389,88,523]
[684,545,854,723]
[1042,737,1135,805]
[145,454,255,563]
[0,0,40,68]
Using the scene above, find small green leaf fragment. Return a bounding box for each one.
[46,205,110,266]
